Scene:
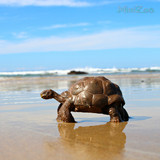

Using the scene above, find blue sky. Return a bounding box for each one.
[0,0,160,71]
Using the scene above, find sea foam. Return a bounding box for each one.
[0,67,160,77]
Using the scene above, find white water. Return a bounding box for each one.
[0,67,160,77]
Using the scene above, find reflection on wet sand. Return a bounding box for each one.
[46,122,127,160]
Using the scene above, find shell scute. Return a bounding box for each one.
[84,78,103,94]
[104,81,117,95]
[96,76,108,81]
[70,81,84,95]
[92,94,108,108]
[74,91,93,106]
[114,83,122,96]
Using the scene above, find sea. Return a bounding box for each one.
[0,67,160,77]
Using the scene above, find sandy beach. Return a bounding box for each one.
[0,73,160,160]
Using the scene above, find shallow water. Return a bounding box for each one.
[0,74,160,160]
[0,73,160,106]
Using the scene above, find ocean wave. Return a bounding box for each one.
[0,67,160,77]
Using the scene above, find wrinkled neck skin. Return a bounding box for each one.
[52,91,66,103]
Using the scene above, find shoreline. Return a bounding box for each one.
[0,72,160,81]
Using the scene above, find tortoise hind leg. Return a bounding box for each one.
[56,100,76,123]
[123,108,129,121]
[109,107,122,122]
[120,108,129,121]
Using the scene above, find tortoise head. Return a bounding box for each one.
[40,89,54,99]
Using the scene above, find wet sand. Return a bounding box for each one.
[0,73,160,160]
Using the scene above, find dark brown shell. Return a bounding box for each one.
[69,76,125,107]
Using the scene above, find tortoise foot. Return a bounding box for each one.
[109,107,122,123]
[110,116,122,123]
[56,115,76,123]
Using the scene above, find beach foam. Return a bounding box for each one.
[0,67,160,77]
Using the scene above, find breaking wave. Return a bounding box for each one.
[0,67,160,77]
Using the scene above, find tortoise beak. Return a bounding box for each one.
[40,93,44,98]
[40,92,46,99]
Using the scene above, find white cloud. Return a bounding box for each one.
[42,23,90,30]
[0,25,160,54]
[12,32,28,39]
[0,0,91,7]
[0,0,138,7]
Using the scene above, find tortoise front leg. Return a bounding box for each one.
[109,107,122,122]
[57,103,63,113]
[56,100,76,123]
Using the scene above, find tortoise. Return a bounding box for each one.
[40,76,129,123]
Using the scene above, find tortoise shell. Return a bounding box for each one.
[68,76,124,108]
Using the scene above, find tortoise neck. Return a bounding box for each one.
[52,91,66,103]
